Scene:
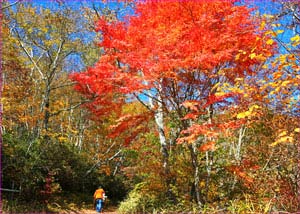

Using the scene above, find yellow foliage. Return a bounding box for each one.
[249,104,260,111]
[263,14,274,19]
[249,53,256,59]
[211,82,220,92]
[266,39,274,45]
[235,78,243,82]
[290,34,300,42]
[281,80,291,87]
[58,136,68,142]
[270,129,294,147]
[237,110,251,119]
[236,105,260,119]
[270,136,294,147]
[200,181,205,188]
[269,82,278,88]
[264,30,275,36]
[271,23,281,27]
[276,30,284,34]
[255,54,266,61]
[41,27,48,33]
[260,21,266,30]
[277,130,287,138]
[278,54,288,64]
[215,92,226,96]
[291,34,300,46]
[249,53,266,61]
[238,49,247,54]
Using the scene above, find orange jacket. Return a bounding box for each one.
[94,188,105,200]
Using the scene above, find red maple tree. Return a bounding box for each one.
[71,0,273,141]
[70,0,274,203]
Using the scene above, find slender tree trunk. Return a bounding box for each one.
[205,151,213,201]
[154,99,174,199]
[205,104,214,202]
[147,84,176,201]
[188,143,203,207]
[41,81,51,143]
[147,84,169,169]
[235,126,246,164]
[43,81,51,131]
[231,126,246,191]
[154,102,169,172]
[75,110,85,150]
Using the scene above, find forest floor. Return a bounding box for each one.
[2,206,118,214]
[59,206,118,214]
[2,196,119,214]
[59,209,117,213]
[73,210,117,214]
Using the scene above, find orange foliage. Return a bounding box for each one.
[227,165,254,187]
[199,141,216,152]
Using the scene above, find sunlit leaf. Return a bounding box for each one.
[266,39,274,45]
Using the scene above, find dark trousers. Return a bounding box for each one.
[95,198,104,212]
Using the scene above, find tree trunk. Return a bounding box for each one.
[205,104,214,202]
[42,82,51,142]
[205,150,213,201]
[154,102,169,172]
[147,84,176,202]
[188,143,203,207]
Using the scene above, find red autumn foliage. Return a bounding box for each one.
[70,0,274,144]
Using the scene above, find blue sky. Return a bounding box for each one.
[6,0,298,73]
[5,0,298,113]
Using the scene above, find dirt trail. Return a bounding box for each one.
[75,206,118,214]
[76,209,117,214]
[59,209,117,214]
[58,205,118,214]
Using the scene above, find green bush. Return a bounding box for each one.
[118,182,161,213]
[2,132,101,202]
[2,133,45,200]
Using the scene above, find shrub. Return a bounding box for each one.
[118,182,161,213]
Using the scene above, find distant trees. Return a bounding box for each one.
[2,1,129,205]
[4,2,88,138]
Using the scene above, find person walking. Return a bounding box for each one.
[93,186,106,213]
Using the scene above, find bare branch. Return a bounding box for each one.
[49,98,95,117]
[14,29,45,80]
[50,82,76,91]
[84,149,122,177]
[92,3,101,19]
[2,0,20,10]
[52,39,65,70]
[133,92,152,111]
